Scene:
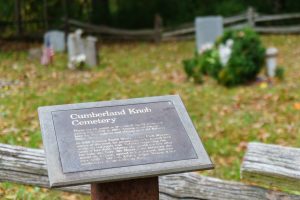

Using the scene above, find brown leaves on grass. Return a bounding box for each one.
[236,141,248,152]
[0,186,5,197]
[258,131,271,142]
[62,193,84,200]
[293,102,300,110]
[2,127,20,135]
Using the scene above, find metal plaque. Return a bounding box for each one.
[52,101,197,173]
[38,95,213,187]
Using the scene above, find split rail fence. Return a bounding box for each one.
[3,7,300,42]
[0,142,300,199]
[66,7,300,42]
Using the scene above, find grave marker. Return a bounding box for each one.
[67,29,99,68]
[74,29,85,56]
[85,36,98,67]
[195,16,223,52]
[67,33,76,69]
[44,30,65,52]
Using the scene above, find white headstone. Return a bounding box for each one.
[266,47,278,77]
[85,36,98,67]
[74,29,85,56]
[195,16,223,53]
[44,30,65,52]
[67,33,76,69]
[67,29,86,69]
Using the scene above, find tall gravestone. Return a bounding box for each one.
[74,29,85,57]
[67,33,76,59]
[38,95,213,199]
[195,16,223,52]
[85,36,99,67]
[44,30,65,52]
[67,33,77,69]
[67,29,99,69]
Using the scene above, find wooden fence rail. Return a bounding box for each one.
[241,142,300,192]
[2,7,300,41]
[255,13,300,23]
[66,7,300,42]
[161,7,300,41]
[68,19,155,37]
[66,18,160,41]
[1,143,300,199]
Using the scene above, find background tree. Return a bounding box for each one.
[1,0,300,37]
[91,0,110,25]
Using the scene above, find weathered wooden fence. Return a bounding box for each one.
[3,7,300,42]
[241,142,300,192]
[161,7,300,41]
[64,7,300,42]
[1,142,300,199]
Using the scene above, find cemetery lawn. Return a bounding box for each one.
[1,35,300,199]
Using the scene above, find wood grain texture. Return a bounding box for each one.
[160,173,300,200]
[242,142,300,192]
[0,143,90,194]
[1,143,300,199]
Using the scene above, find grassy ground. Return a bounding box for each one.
[0,35,300,199]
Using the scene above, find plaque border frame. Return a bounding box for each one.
[38,95,213,187]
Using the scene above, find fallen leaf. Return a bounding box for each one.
[260,82,268,89]
[293,102,300,110]
[236,141,248,152]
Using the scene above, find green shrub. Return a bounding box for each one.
[183,27,266,87]
[200,49,222,78]
[217,28,265,86]
[275,66,285,80]
[183,58,196,78]
[183,48,222,83]
[183,57,203,83]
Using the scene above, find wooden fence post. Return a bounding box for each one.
[63,0,69,50]
[247,7,255,27]
[154,14,163,43]
[91,177,159,200]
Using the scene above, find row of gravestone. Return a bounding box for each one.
[42,19,220,69]
[42,17,277,75]
[43,29,99,68]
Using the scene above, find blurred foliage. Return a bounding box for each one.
[1,0,300,34]
[183,28,265,87]
[275,66,285,80]
[183,48,222,83]
[217,28,266,86]
[99,0,300,28]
